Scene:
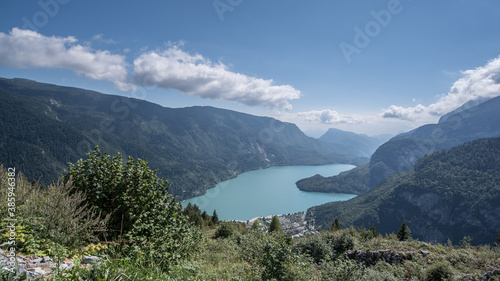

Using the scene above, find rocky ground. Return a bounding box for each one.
[0,248,99,279]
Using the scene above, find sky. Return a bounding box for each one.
[1,0,500,137]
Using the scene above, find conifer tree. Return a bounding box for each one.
[201,210,209,222]
[269,216,283,234]
[397,221,411,241]
[330,216,341,231]
[212,210,219,225]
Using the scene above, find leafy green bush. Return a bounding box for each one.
[213,222,235,239]
[64,147,201,270]
[425,261,454,281]
[239,229,267,264]
[293,233,334,264]
[261,235,295,280]
[0,166,107,259]
[332,230,356,254]
[320,258,365,280]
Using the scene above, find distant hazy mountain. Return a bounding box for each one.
[318,128,389,158]
[0,78,361,200]
[308,137,500,245]
[297,95,500,194]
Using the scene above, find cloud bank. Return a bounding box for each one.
[381,56,500,120]
[133,46,300,109]
[0,29,301,109]
[298,109,363,124]
[0,28,131,91]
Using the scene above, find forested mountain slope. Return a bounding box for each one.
[0,78,361,199]
[308,137,500,245]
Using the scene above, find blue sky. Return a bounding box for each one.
[1,0,500,137]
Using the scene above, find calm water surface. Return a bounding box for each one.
[182,164,357,221]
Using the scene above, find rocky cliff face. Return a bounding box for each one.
[383,191,500,244]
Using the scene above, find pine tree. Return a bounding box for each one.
[330,217,341,231]
[201,210,209,222]
[212,210,219,225]
[251,220,261,231]
[269,216,283,234]
[369,225,377,238]
[397,221,411,241]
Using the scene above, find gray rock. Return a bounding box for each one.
[28,258,43,265]
[82,255,100,264]
[26,268,43,277]
[42,256,53,263]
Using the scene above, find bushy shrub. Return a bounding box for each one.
[64,147,201,270]
[0,166,107,258]
[239,229,267,264]
[332,230,355,254]
[320,258,365,280]
[213,222,234,239]
[261,235,295,280]
[358,225,378,241]
[363,267,399,281]
[426,261,454,281]
[294,233,334,264]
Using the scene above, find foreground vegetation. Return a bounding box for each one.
[1,148,500,280]
[4,221,500,280]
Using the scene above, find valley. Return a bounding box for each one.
[0,78,365,200]
[1,3,500,278]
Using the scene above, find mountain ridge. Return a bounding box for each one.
[318,128,389,158]
[0,77,363,200]
[297,95,500,194]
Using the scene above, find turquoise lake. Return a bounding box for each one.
[182,164,357,221]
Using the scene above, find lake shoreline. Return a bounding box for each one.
[182,164,357,221]
[228,212,320,238]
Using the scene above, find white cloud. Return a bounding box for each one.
[91,34,118,45]
[132,45,301,109]
[0,28,131,91]
[380,104,427,120]
[381,56,500,120]
[298,109,363,124]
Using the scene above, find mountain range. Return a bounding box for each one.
[297,95,500,195]
[0,78,365,200]
[317,128,391,158]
